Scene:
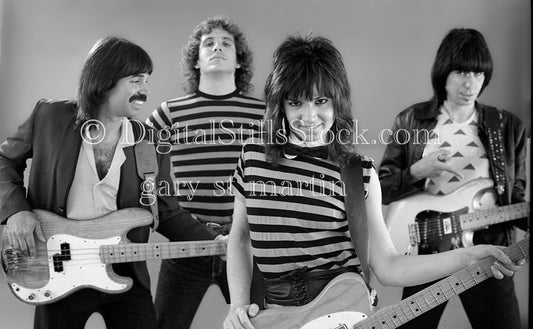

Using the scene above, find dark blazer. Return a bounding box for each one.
[0,99,217,291]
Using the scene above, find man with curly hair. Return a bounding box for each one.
[146,16,265,329]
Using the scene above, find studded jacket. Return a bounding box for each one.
[379,98,528,246]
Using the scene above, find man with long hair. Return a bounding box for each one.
[379,28,527,329]
[0,36,218,329]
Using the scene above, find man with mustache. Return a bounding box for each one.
[146,16,265,329]
[0,36,219,329]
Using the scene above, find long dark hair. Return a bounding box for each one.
[431,28,493,105]
[264,34,355,166]
[75,36,153,126]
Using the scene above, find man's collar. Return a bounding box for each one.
[414,98,482,120]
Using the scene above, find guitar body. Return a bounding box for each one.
[249,238,529,329]
[251,272,374,329]
[385,178,497,255]
[1,208,153,305]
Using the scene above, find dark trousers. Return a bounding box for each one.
[398,275,521,329]
[34,283,156,329]
[155,257,264,329]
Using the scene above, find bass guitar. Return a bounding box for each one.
[1,208,225,305]
[251,237,529,329]
[384,178,529,255]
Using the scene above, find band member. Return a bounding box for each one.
[223,34,524,329]
[379,28,528,329]
[146,16,265,329]
[0,36,219,329]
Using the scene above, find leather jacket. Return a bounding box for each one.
[379,98,528,245]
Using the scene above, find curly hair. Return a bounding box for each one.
[181,16,254,94]
[431,28,493,105]
[263,34,356,167]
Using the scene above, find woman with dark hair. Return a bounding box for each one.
[262,35,355,166]
[223,33,524,329]
[379,28,527,329]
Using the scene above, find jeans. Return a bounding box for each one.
[155,256,265,329]
[398,275,521,329]
[34,283,156,329]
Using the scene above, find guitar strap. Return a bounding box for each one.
[482,107,517,244]
[482,107,506,199]
[135,139,160,231]
[340,154,377,306]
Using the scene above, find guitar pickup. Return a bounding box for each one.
[442,217,452,235]
[52,242,71,272]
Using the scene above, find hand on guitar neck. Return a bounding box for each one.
[5,210,46,257]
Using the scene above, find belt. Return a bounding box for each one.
[264,267,353,306]
[196,217,232,235]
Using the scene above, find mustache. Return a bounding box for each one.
[129,94,147,102]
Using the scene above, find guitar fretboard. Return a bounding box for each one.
[354,237,529,329]
[460,202,529,231]
[99,240,226,264]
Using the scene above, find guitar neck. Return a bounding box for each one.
[460,202,529,231]
[355,238,529,329]
[99,240,226,264]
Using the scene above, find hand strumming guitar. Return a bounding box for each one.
[5,210,46,257]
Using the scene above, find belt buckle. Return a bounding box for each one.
[205,222,222,229]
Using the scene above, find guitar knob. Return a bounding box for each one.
[44,291,52,297]
[28,293,36,301]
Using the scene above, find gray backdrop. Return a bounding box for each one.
[0,0,529,328]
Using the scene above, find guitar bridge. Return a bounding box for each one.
[1,248,27,272]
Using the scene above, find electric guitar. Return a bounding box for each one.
[251,237,529,329]
[384,178,529,255]
[0,208,226,305]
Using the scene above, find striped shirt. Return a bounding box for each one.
[232,139,374,279]
[146,90,265,223]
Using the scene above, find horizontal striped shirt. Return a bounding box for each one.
[232,139,374,279]
[146,90,265,223]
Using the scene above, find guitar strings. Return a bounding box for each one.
[4,245,224,268]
